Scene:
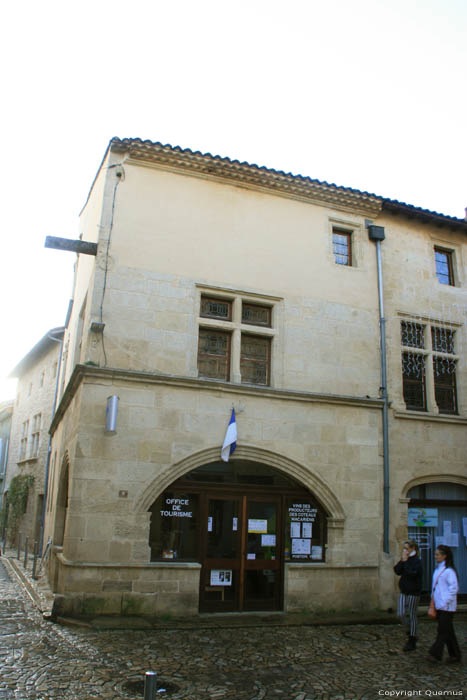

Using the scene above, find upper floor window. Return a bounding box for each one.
[401,319,458,415]
[198,330,231,381]
[332,229,352,266]
[31,413,41,457]
[200,297,232,321]
[434,247,454,286]
[197,292,275,386]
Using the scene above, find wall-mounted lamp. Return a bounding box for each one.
[105,395,119,433]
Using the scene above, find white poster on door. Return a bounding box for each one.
[210,570,232,586]
[292,538,311,555]
[248,519,268,533]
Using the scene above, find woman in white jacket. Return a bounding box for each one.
[428,544,461,664]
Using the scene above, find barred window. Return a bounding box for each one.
[401,319,458,415]
[401,321,425,349]
[200,297,232,321]
[433,357,457,414]
[402,352,426,411]
[431,327,455,354]
[198,330,231,381]
[242,303,271,327]
[240,335,270,386]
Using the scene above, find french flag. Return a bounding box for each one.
[221,409,237,462]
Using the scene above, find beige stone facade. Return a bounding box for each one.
[4,329,63,546]
[43,139,467,618]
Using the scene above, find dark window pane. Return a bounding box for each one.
[402,352,426,411]
[149,492,199,561]
[242,303,271,327]
[434,249,454,285]
[198,330,230,380]
[332,230,351,266]
[401,321,425,349]
[431,327,455,354]
[240,335,270,385]
[433,357,457,414]
[200,297,232,320]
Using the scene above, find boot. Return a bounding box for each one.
[403,636,416,652]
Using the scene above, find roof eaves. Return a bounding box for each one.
[9,327,65,378]
[109,137,467,230]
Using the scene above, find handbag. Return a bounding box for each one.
[428,568,445,619]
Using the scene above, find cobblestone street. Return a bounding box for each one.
[1,558,466,700]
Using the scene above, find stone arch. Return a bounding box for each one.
[401,473,467,499]
[134,444,345,526]
[53,451,71,546]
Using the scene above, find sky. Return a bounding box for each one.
[1,0,466,402]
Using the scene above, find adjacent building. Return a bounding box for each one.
[42,138,466,618]
[4,328,64,547]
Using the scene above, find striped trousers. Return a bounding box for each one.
[398,594,420,637]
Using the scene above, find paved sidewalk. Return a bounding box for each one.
[1,554,466,700]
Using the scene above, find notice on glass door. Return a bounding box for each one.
[210,570,232,586]
[302,522,312,538]
[207,516,213,532]
[290,522,301,538]
[292,538,311,555]
[261,534,276,546]
[232,517,238,531]
[248,519,268,533]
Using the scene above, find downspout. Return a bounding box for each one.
[367,224,390,554]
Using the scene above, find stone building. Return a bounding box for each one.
[44,138,467,618]
[0,400,14,506]
[4,328,64,547]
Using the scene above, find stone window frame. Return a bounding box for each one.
[434,246,455,286]
[399,313,460,416]
[195,284,281,386]
[19,419,29,461]
[328,216,362,269]
[31,413,42,457]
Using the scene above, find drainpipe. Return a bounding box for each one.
[367,224,390,554]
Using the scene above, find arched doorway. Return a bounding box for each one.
[148,459,328,612]
[407,481,467,600]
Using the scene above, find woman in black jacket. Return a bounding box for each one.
[394,540,423,651]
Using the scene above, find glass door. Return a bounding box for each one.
[243,496,281,611]
[200,495,241,612]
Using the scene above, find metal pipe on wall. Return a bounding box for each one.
[368,225,390,554]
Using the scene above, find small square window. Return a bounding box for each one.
[242,303,271,327]
[431,327,455,354]
[401,321,425,349]
[332,229,352,266]
[200,297,232,321]
[434,248,454,285]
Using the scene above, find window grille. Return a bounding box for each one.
[200,297,232,321]
[242,303,271,327]
[401,321,425,348]
[198,330,231,381]
[431,327,455,354]
[240,335,270,385]
[402,352,426,411]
